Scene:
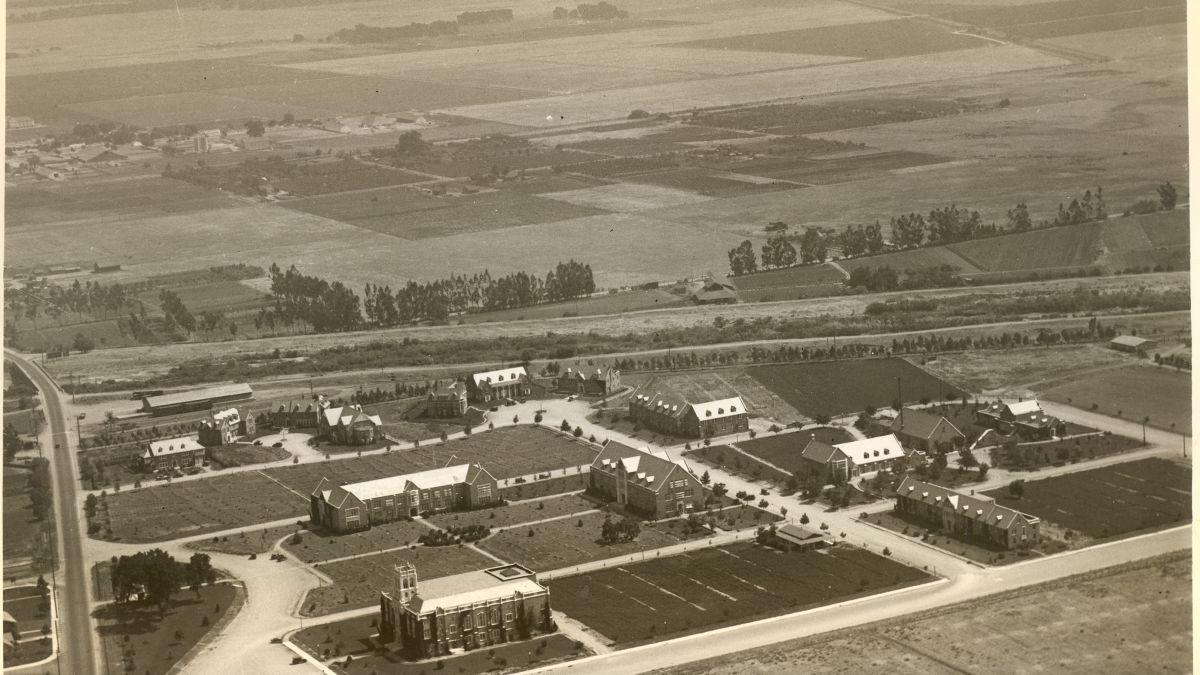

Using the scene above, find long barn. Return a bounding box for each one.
[141,383,254,416]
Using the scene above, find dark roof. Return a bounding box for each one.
[692,288,737,303]
[895,476,1039,531]
[799,438,840,464]
[891,409,963,440]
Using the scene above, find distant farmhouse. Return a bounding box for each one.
[589,442,706,518]
[890,409,966,453]
[975,400,1062,440]
[379,562,552,658]
[467,367,530,404]
[556,366,620,397]
[1109,334,1157,353]
[197,407,256,447]
[800,433,907,483]
[310,463,499,533]
[141,383,253,417]
[691,273,738,305]
[425,380,468,418]
[894,476,1040,550]
[628,386,748,438]
[319,405,383,445]
[141,436,205,472]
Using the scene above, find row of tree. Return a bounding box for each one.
[110,549,214,613]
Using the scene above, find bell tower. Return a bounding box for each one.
[394,562,418,603]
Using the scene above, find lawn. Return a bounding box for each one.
[425,493,598,532]
[185,525,299,556]
[673,18,987,59]
[985,458,1190,540]
[94,582,241,675]
[733,427,856,475]
[864,510,1062,566]
[3,589,54,667]
[746,358,965,418]
[207,444,290,469]
[284,519,429,564]
[989,433,1144,470]
[685,445,790,484]
[3,467,52,566]
[93,472,307,543]
[551,542,928,644]
[303,545,494,616]
[1041,365,1192,434]
[478,511,686,573]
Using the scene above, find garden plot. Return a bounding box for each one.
[541,183,714,212]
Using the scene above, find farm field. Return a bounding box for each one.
[984,458,1190,541]
[286,519,429,563]
[1040,365,1191,434]
[283,187,607,240]
[674,18,986,59]
[733,426,856,475]
[916,344,1142,395]
[726,151,949,185]
[5,176,241,229]
[745,358,965,419]
[948,224,1105,273]
[731,264,848,292]
[540,183,714,213]
[425,493,598,532]
[94,582,240,675]
[92,471,307,542]
[261,426,600,497]
[551,542,929,645]
[663,550,1190,675]
[63,92,336,129]
[461,288,690,324]
[838,246,982,275]
[627,169,795,199]
[303,545,494,616]
[478,511,685,573]
[939,0,1186,41]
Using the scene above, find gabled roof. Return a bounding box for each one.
[332,463,480,502]
[398,566,546,616]
[1110,334,1154,347]
[833,434,905,466]
[690,396,746,421]
[144,436,204,459]
[895,476,1039,531]
[630,387,690,419]
[892,409,963,440]
[561,367,612,381]
[143,383,253,409]
[471,367,528,387]
[592,441,693,492]
[323,406,382,428]
[1006,400,1042,417]
[800,438,840,464]
[430,380,467,398]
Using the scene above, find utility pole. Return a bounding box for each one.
[897,377,904,428]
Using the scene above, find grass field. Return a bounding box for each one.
[285,519,429,564]
[674,18,986,59]
[1041,365,1191,434]
[284,187,606,240]
[663,550,1190,674]
[303,545,494,616]
[731,264,847,291]
[478,511,686,573]
[540,183,714,212]
[734,427,856,475]
[94,582,240,675]
[989,433,1144,470]
[729,151,948,185]
[745,358,965,418]
[185,525,298,556]
[686,445,790,484]
[916,344,1141,395]
[551,542,928,644]
[985,458,1190,540]
[2,592,53,667]
[461,288,689,324]
[628,169,795,198]
[426,493,597,532]
[5,176,240,229]
[207,444,291,470]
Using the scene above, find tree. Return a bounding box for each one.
[798,228,827,264]
[3,423,20,463]
[1008,480,1025,499]
[245,119,266,137]
[700,470,710,485]
[799,512,810,525]
[1006,203,1032,231]
[186,553,214,591]
[560,419,571,432]
[727,240,757,276]
[112,549,181,613]
[1157,182,1177,210]
[572,426,583,438]
[761,235,797,270]
[72,333,96,353]
[600,515,641,544]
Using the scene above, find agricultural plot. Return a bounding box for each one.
[285,187,605,240]
[462,288,689,324]
[673,18,987,59]
[947,223,1104,272]
[551,543,928,644]
[304,545,493,616]
[731,263,848,293]
[64,92,336,129]
[690,98,978,135]
[426,493,598,532]
[917,344,1142,395]
[728,151,948,185]
[94,472,307,542]
[1041,365,1191,434]
[286,519,429,564]
[5,177,240,229]
[562,126,753,158]
[838,246,983,275]
[985,458,1190,540]
[960,3,1184,41]
[135,280,268,315]
[734,427,855,475]
[478,511,684,573]
[565,156,682,178]
[628,169,794,198]
[746,358,964,419]
[2,468,41,562]
[540,183,714,212]
[398,148,596,179]
[262,426,600,497]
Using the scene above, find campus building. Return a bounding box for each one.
[975,400,1062,440]
[800,433,907,483]
[197,408,255,447]
[141,436,205,472]
[425,380,469,418]
[269,400,325,429]
[589,441,706,518]
[379,562,552,659]
[467,367,531,404]
[556,366,621,397]
[310,464,499,533]
[894,476,1040,550]
[319,405,383,445]
[141,383,253,417]
[628,389,749,439]
[890,409,966,453]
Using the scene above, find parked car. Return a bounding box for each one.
[254,440,263,446]
[270,637,283,644]
[489,407,499,412]
[272,442,283,448]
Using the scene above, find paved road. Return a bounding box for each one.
[6,349,98,675]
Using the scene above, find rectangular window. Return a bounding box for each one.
[504,612,513,622]
[491,609,499,624]
[478,485,492,498]
[345,507,359,517]
[422,620,431,639]
[448,621,457,634]
[477,612,485,628]
[385,498,394,507]
[463,615,472,629]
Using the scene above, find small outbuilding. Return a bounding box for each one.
[1109,335,1156,353]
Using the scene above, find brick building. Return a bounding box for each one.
[467,367,530,404]
[800,433,907,483]
[976,400,1062,440]
[588,441,706,518]
[379,562,552,659]
[141,436,205,472]
[628,390,748,439]
[890,409,966,453]
[197,407,255,447]
[319,405,383,445]
[425,381,468,418]
[556,367,620,397]
[894,476,1040,550]
[269,400,324,429]
[310,464,499,533]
